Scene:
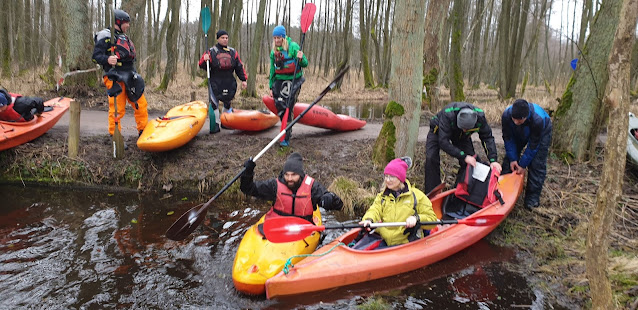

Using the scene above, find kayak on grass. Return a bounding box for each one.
[262,95,366,131]
[220,109,278,132]
[137,101,207,152]
[0,96,71,151]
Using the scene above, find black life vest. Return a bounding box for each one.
[211,46,235,70]
[274,49,296,75]
[114,33,136,63]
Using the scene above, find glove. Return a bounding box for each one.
[320,193,343,211]
[244,159,256,173]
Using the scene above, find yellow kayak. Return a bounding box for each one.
[232,208,322,295]
[137,101,207,152]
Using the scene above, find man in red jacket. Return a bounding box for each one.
[0,89,44,122]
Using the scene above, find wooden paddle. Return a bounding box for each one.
[200,6,220,133]
[110,2,124,158]
[279,3,316,143]
[165,66,350,241]
[263,214,505,244]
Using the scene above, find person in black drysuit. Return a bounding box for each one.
[501,99,553,209]
[198,30,248,133]
[424,102,502,194]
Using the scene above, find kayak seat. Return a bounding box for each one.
[351,233,383,250]
[442,195,479,220]
[257,223,267,240]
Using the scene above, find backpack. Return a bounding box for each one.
[443,159,504,219]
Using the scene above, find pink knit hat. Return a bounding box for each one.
[384,158,408,183]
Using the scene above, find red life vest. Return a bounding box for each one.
[455,162,502,208]
[0,103,24,122]
[273,175,315,217]
[274,49,296,75]
[211,46,235,70]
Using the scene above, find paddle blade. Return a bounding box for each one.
[457,214,504,227]
[279,108,289,142]
[300,3,317,33]
[165,204,208,241]
[263,216,324,243]
[113,126,124,158]
[201,7,211,33]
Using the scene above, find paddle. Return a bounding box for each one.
[201,6,220,133]
[279,3,316,143]
[263,214,505,244]
[110,2,124,158]
[165,66,350,241]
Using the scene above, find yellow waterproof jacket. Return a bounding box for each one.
[362,180,437,246]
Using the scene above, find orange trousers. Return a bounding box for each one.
[103,76,148,135]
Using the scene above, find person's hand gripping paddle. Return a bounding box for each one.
[279,3,316,144]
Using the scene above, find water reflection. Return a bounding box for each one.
[0,184,549,309]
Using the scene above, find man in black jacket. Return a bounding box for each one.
[424,102,502,194]
[241,152,343,223]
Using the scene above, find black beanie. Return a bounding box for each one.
[216,29,228,39]
[511,99,530,119]
[283,152,304,176]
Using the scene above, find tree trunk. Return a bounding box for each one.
[25,0,34,68]
[449,0,466,102]
[552,0,623,162]
[373,0,426,165]
[62,0,95,86]
[247,0,267,97]
[506,0,531,97]
[359,0,374,88]
[423,0,451,111]
[586,1,638,310]
[231,0,243,49]
[158,0,181,91]
[469,0,485,88]
[0,0,10,76]
[334,0,352,90]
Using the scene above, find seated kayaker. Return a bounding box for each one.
[240,152,343,224]
[0,88,45,122]
[357,157,437,249]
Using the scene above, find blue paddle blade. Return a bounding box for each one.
[201,7,211,33]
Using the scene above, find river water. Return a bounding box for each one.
[0,184,554,309]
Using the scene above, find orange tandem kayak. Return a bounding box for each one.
[264,173,524,299]
[221,109,278,132]
[137,101,207,152]
[0,96,71,151]
[262,95,366,131]
[232,208,322,295]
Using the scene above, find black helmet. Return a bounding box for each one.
[114,9,130,26]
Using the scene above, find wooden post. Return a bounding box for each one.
[190,91,196,101]
[68,100,80,158]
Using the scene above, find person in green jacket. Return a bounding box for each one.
[269,25,308,147]
[358,157,438,248]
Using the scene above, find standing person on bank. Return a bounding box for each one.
[92,9,148,138]
[198,29,248,132]
[424,102,502,194]
[269,25,308,147]
[501,99,552,210]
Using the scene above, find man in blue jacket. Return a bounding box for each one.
[502,99,553,210]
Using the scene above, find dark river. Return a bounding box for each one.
[0,184,554,309]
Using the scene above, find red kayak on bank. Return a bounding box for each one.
[0,97,71,151]
[262,95,366,131]
[264,173,524,299]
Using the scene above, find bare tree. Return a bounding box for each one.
[62,0,95,86]
[448,0,466,101]
[158,0,181,91]
[552,0,623,162]
[372,0,426,164]
[423,0,451,111]
[247,0,268,97]
[586,1,638,309]
[334,0,353,90]
[359,0,374,88]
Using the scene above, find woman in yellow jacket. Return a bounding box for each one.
[359,157,437,248]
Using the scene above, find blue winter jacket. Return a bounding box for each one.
[502,102,552,168]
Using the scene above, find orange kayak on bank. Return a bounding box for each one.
[264,173,524,299]
[262,95,366,131]
[220,109,278,132]
[137,101,207,152]
[0,96,71,151]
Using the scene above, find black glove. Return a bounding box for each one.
[244,159,256,173]
[321,193,343,211]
